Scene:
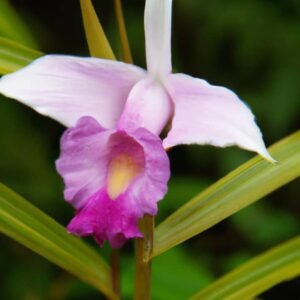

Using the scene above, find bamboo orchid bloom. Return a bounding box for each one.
[0,0,273,161]
[56,116,169,247]
[0,0,274,247]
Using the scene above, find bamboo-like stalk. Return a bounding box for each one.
[113,0,133,64]
[110,250,121,299]
[107,2,134,299]
[134,215,154,300]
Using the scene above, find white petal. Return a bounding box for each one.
[145,0,173,78]
[164,73,275,162]
[117,77,173,135]
[0,55,146,128]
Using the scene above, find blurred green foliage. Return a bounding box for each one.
[0,37,42,74]
[0,0,38,48]
[0,0,299,299]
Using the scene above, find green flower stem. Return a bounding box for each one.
[80,0,116,60]
[113,0,133,64]
[110,250,121,299]
[134,215,154,300]
[111,2,152,297]
[111,2,134,298]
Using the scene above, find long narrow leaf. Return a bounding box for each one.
[80,0,115,59]
[190,236,300,300]
[0,0,38,48]
[153,131,300,257]
[0,37,42,74]
[0,183,117,300]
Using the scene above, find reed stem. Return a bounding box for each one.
[113,0,133,64]
[134,215,154,300]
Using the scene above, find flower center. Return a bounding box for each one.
[107,154,142,200]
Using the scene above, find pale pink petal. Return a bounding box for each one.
[0,55,146,128]
[117,77,173,135]
[145,0,173,78]
[164,74,274,162]
[127,127,170,215]
[56,117,113,209]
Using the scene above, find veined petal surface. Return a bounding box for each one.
[145,0,173,78]
[56,117,112,210]
[164,73,274,161]
[67,188,143,248]
[68,127,170,248]
[0,55,146,128]
[126,126,170,215]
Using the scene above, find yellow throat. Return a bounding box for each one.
[107,154,142,200]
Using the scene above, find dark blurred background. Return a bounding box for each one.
[0,0,299,299]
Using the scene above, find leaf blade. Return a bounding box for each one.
[80,0,116,60]
[0,0,38,48]
[0,183,117,299]
[0,37,42,74]
[190,236,300,300]
[154,131,300,256]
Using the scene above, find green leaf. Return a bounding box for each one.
[0,0,38,48]
[0,37,42,74]
[190,236,300,300]
[80,0,115,60]
[153,131,300,257]
[0,183,117,300]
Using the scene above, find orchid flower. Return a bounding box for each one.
[56,116,169,247]
[0,0,273,162]
[0,0,273,247]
